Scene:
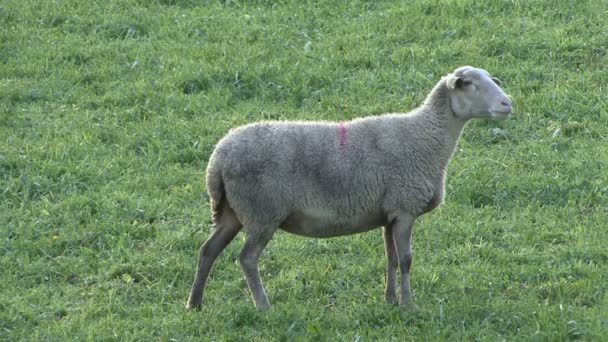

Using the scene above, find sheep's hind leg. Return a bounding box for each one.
[239,227,277,310]
[187,209,242,310]
[383,225,399,304]
[392,213,416,305]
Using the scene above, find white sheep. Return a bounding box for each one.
[187,66,513,310]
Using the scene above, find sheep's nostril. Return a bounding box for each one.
[501,101,511,107]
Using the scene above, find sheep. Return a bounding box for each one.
[187,66,513,310]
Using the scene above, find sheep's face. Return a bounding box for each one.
[446,66,513,120]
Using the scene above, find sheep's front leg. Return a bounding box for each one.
[382,225,398,304]
[239,228,276,310]
[392,213,416,305]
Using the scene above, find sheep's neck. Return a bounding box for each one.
[420,81,469,165]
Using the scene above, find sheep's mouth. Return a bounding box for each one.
[490,110,512,120]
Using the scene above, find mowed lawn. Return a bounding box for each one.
[1,0,607,340]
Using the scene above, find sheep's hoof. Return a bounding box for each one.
[186,299,202,311]
[399,296,413,306]
[385,294,399,305]
[255,302,271,311]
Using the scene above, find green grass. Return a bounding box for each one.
[2,0,607,340]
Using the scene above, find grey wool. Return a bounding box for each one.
[188,66,513,310]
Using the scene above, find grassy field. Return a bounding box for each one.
[2,0,607,340]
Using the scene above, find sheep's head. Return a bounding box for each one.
[446,66,512,120]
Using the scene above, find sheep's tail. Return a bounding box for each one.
[206,160,224,225]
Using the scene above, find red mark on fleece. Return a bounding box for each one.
[338,122,347,147]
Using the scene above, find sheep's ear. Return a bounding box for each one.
[491,77,502,86]
[447,76,472,90]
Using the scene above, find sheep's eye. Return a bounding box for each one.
[491,77,502,86]
[455,78,473,89]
